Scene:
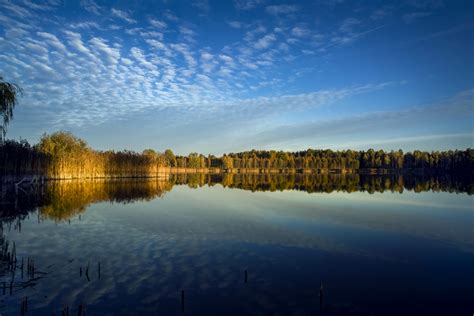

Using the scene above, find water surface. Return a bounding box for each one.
[1,174,473,315]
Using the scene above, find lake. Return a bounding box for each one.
[1,174,473,315]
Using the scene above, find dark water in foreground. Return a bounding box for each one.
[1,174,473,315]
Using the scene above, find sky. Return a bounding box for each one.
[0,0,473,155]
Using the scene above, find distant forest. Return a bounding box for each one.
[1,131,473,179]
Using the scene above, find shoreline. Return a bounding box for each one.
[0,168,466,184]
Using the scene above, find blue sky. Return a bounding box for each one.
[0,0,473,154]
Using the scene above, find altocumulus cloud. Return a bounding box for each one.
[0,0,471,153]
[0,0,392,132]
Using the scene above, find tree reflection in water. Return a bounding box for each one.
[0,173,471,223]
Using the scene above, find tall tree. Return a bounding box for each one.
[0,76,22,141]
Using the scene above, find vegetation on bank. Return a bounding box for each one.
[0,131,472,179]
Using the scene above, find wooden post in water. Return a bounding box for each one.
[62,305,69,316]
[12,242,16,267]
[20,296,28,316]
[98,262,101,279]
[77,303,85,316]
[319,283,324,312]
[244,270,248,283]
[181,290,184,313]
[85,262,90,281]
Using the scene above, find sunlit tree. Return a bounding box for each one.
[164,149,176,167]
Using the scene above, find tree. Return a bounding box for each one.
[222,154,233,169]
[164,149,176,167]
[142,149,158,165]
[187,153,200,168]
[0,76,22,141]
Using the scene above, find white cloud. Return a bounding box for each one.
[332,133,473,149]
[80,0,103,15]
[90,37,120,64]
[192,0,210,12]
[244,25,266,41]
[339,18,360,33]
[180,26,196,36]
[125,27,143,36]
[265,4,299,15]
[163,10,178,21]
[1,2,31,18]
[246,88,474,150]
[130,47,157,71]
[234,0,265,10]
[64,31,93,56]
[140,31,164,40]
[22,0,59,11]
[70,21,101,29]
[227,21,242,28]
[111,8,137,24]
[254,33,276,49]
[201,52,214,61]
[170,43,197,68]
[149,19,167,29]
[121,57,133,66]
[37,32,67,52]
[279,42,289,52]
[291,26,310,37]
[219,54,233,63]
[146,39,166,50]
[25,41,48,55]
[218,67,233,77]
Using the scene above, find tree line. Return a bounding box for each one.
[171,173,472,195]
[0,131,473,179]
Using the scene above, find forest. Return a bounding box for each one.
[0,131,473,180]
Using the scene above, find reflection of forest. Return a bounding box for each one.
[0,179,173,222]
[0,173,471,221]
[172,173,473,195]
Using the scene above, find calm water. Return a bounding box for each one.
[1,174,473,315]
